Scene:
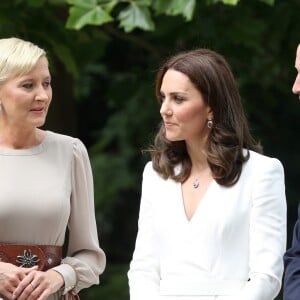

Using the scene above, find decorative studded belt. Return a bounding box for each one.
[0,244,62,271]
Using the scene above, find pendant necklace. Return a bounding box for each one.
[192,178,200,189]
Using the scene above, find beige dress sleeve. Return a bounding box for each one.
[52,137,106,295]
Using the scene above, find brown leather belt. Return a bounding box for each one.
[0,244,62,271]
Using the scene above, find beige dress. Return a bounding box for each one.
[0,131,106,299]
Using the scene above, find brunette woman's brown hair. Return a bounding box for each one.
[150,48,262,187]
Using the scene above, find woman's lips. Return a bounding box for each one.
[164,121,176,128]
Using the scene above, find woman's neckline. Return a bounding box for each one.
[0,130,51,156]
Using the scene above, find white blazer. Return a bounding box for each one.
[128,151,287,300]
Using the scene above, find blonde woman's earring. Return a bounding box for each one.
[207,119,213,129]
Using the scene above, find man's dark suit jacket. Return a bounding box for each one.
[284,205,300,300]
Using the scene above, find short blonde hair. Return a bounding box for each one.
[0,37,46,85]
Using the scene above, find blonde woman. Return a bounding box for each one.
[0,37,105,300]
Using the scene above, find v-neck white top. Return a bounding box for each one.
[128,150,286,300]
[0,131,106,299]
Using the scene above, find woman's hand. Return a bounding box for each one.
[12,269,64,300]
[0,262,37,300]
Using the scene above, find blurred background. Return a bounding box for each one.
[1,0,299,299]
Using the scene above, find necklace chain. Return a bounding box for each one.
[192,178,200,189]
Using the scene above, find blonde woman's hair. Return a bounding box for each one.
[0,37,46,85]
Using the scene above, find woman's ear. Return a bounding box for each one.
[207,107,213,120]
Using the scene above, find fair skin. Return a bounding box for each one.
[292,44,300,98]
[0,57,52,149]
[159,69,214,221]
[0,57,64,299]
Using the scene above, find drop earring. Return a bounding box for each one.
[207,118,213,129]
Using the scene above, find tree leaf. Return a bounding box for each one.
[99,0,119,13]
[66,5,113,30]
[66,0,97,8]
[182,0,196,20]
[221,0,239,5]
[117,3,155,32]
[154,0,196,21]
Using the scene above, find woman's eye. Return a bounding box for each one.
[174,95,184,103]
[22,83,33,89]
[43,81,51,88]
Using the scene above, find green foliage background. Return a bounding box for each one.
[0,0,299,299]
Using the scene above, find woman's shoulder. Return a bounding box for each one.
[46,130,77,142]
[45,131,88,156]
[46,131,85,147]
[143,161,156,176]
[142,161,166,182]
[246,150,284,173]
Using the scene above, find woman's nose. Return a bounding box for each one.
[160,100,171,116]
[36,86,50,101]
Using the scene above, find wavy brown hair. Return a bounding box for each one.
[150,48,262,187]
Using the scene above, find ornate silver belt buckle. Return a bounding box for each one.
[16,249,40,268]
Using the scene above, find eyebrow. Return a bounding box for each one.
[19,75,51,81]
[160,91,188,95]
